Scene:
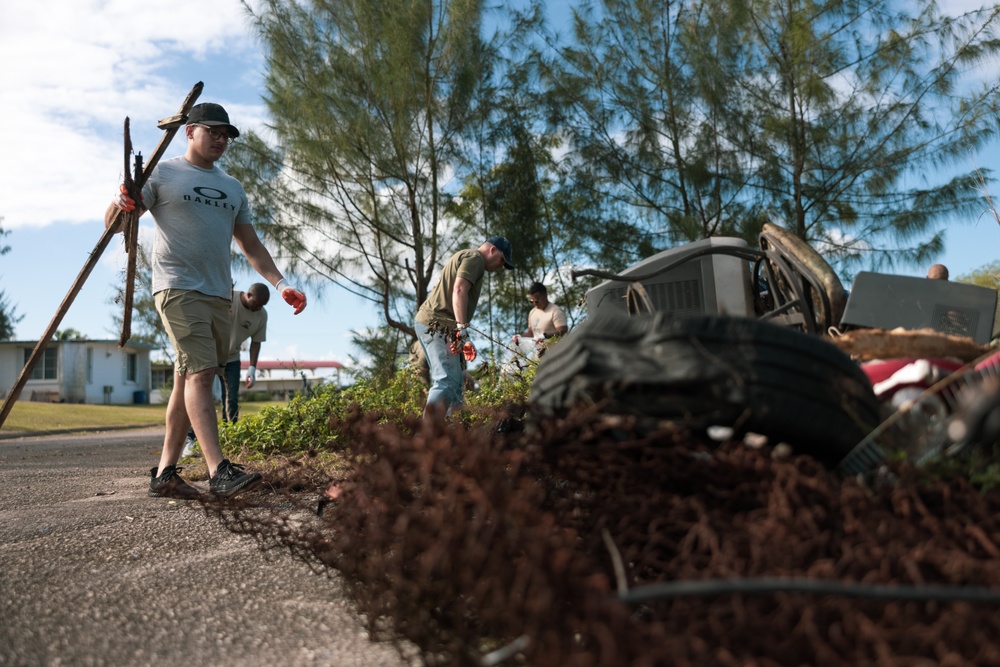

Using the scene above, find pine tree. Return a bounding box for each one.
[227,0,541,343]
[542,0,1000,273]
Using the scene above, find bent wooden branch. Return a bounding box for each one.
[118,117,143,348]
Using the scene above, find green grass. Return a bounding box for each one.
[0,400,286,437]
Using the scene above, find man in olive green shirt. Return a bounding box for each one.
[414,236,514,418]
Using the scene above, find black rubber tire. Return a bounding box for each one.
[529,313,879,466]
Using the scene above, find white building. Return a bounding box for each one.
[0,339,154,405]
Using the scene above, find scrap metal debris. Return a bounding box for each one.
[204,404,1000,666]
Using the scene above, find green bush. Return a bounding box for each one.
[466,359,535,410]
[223,359,535,458]
[220,387,343,458]
[221,369,427,457]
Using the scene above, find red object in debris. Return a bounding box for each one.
[860,357,964,399]
[974,349,1000,372]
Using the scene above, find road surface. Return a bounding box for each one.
[0,428,415,666]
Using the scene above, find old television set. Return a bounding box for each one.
[584,237,754,318]
[840,271,998,344]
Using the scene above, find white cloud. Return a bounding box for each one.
[0,0,265,229]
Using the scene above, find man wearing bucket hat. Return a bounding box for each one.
[414,236,514,419]
[105,102,306,499]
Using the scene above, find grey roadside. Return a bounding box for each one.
[0,427,416,667]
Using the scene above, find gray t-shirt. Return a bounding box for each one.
[142,156,252,299]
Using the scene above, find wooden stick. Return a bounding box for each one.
[0,82,204,430]
[118,118,142,348]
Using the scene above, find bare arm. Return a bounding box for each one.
[452,276,473,326]
[248,341,261,366]
[552,305,569,335]
[233,224,285,288]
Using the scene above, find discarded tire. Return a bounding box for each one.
[529,313,879,466]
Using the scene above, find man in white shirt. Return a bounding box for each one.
[522,282,568,338]
[512,282,569,360]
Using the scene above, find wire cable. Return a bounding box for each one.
[619,577,1000,605]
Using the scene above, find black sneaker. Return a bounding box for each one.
[209,459,263,498]
[149,465,200,499]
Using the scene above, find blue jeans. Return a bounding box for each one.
[221,360,242,422]
[415,321,464,415]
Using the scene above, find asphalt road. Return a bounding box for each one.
[0,428,416,667]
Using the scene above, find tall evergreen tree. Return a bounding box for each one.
[539,0,762,252]
[542,0,1000,273]
[229,0,541,346]
[737,0,1000,271]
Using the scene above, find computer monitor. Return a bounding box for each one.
[584,237,754,318]
[840,271,998,344]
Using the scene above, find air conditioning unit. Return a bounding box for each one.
[841,272,998,344]
[585,237,754,319]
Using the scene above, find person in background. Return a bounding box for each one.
[414,236,514,418]
[521,282,568,339]
[183,283,270,457]
[512,282,568,359]
[927,264,950,280]
[106,102,307,498]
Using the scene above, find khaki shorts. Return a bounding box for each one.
[154,289,231,376]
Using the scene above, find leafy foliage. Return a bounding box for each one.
[220,369,425,457]
[958,261,1000,292]
[466,348,538,410]
[221,350,537,456]
[229,0,544,344]
[540,0,1000,275]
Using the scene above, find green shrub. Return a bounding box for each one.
[221,370,428,457]
[220,387,343,458]
[473,361,534,406]
[223,356,537,459]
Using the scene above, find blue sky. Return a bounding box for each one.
[1,0,999,372]
[0,0,375,370]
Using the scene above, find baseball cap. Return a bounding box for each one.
[485,236,514,269]
[186,103,240,138]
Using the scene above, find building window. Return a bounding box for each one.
[24,347,57,381]
[152,366,172,390]
[86,348,94,384]
[126,353,138,383]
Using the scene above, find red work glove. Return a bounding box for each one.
[113,184,140,212]
[276,279,307,315]
[449,329,477,362]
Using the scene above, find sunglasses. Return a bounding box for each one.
[193,124,235,142]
